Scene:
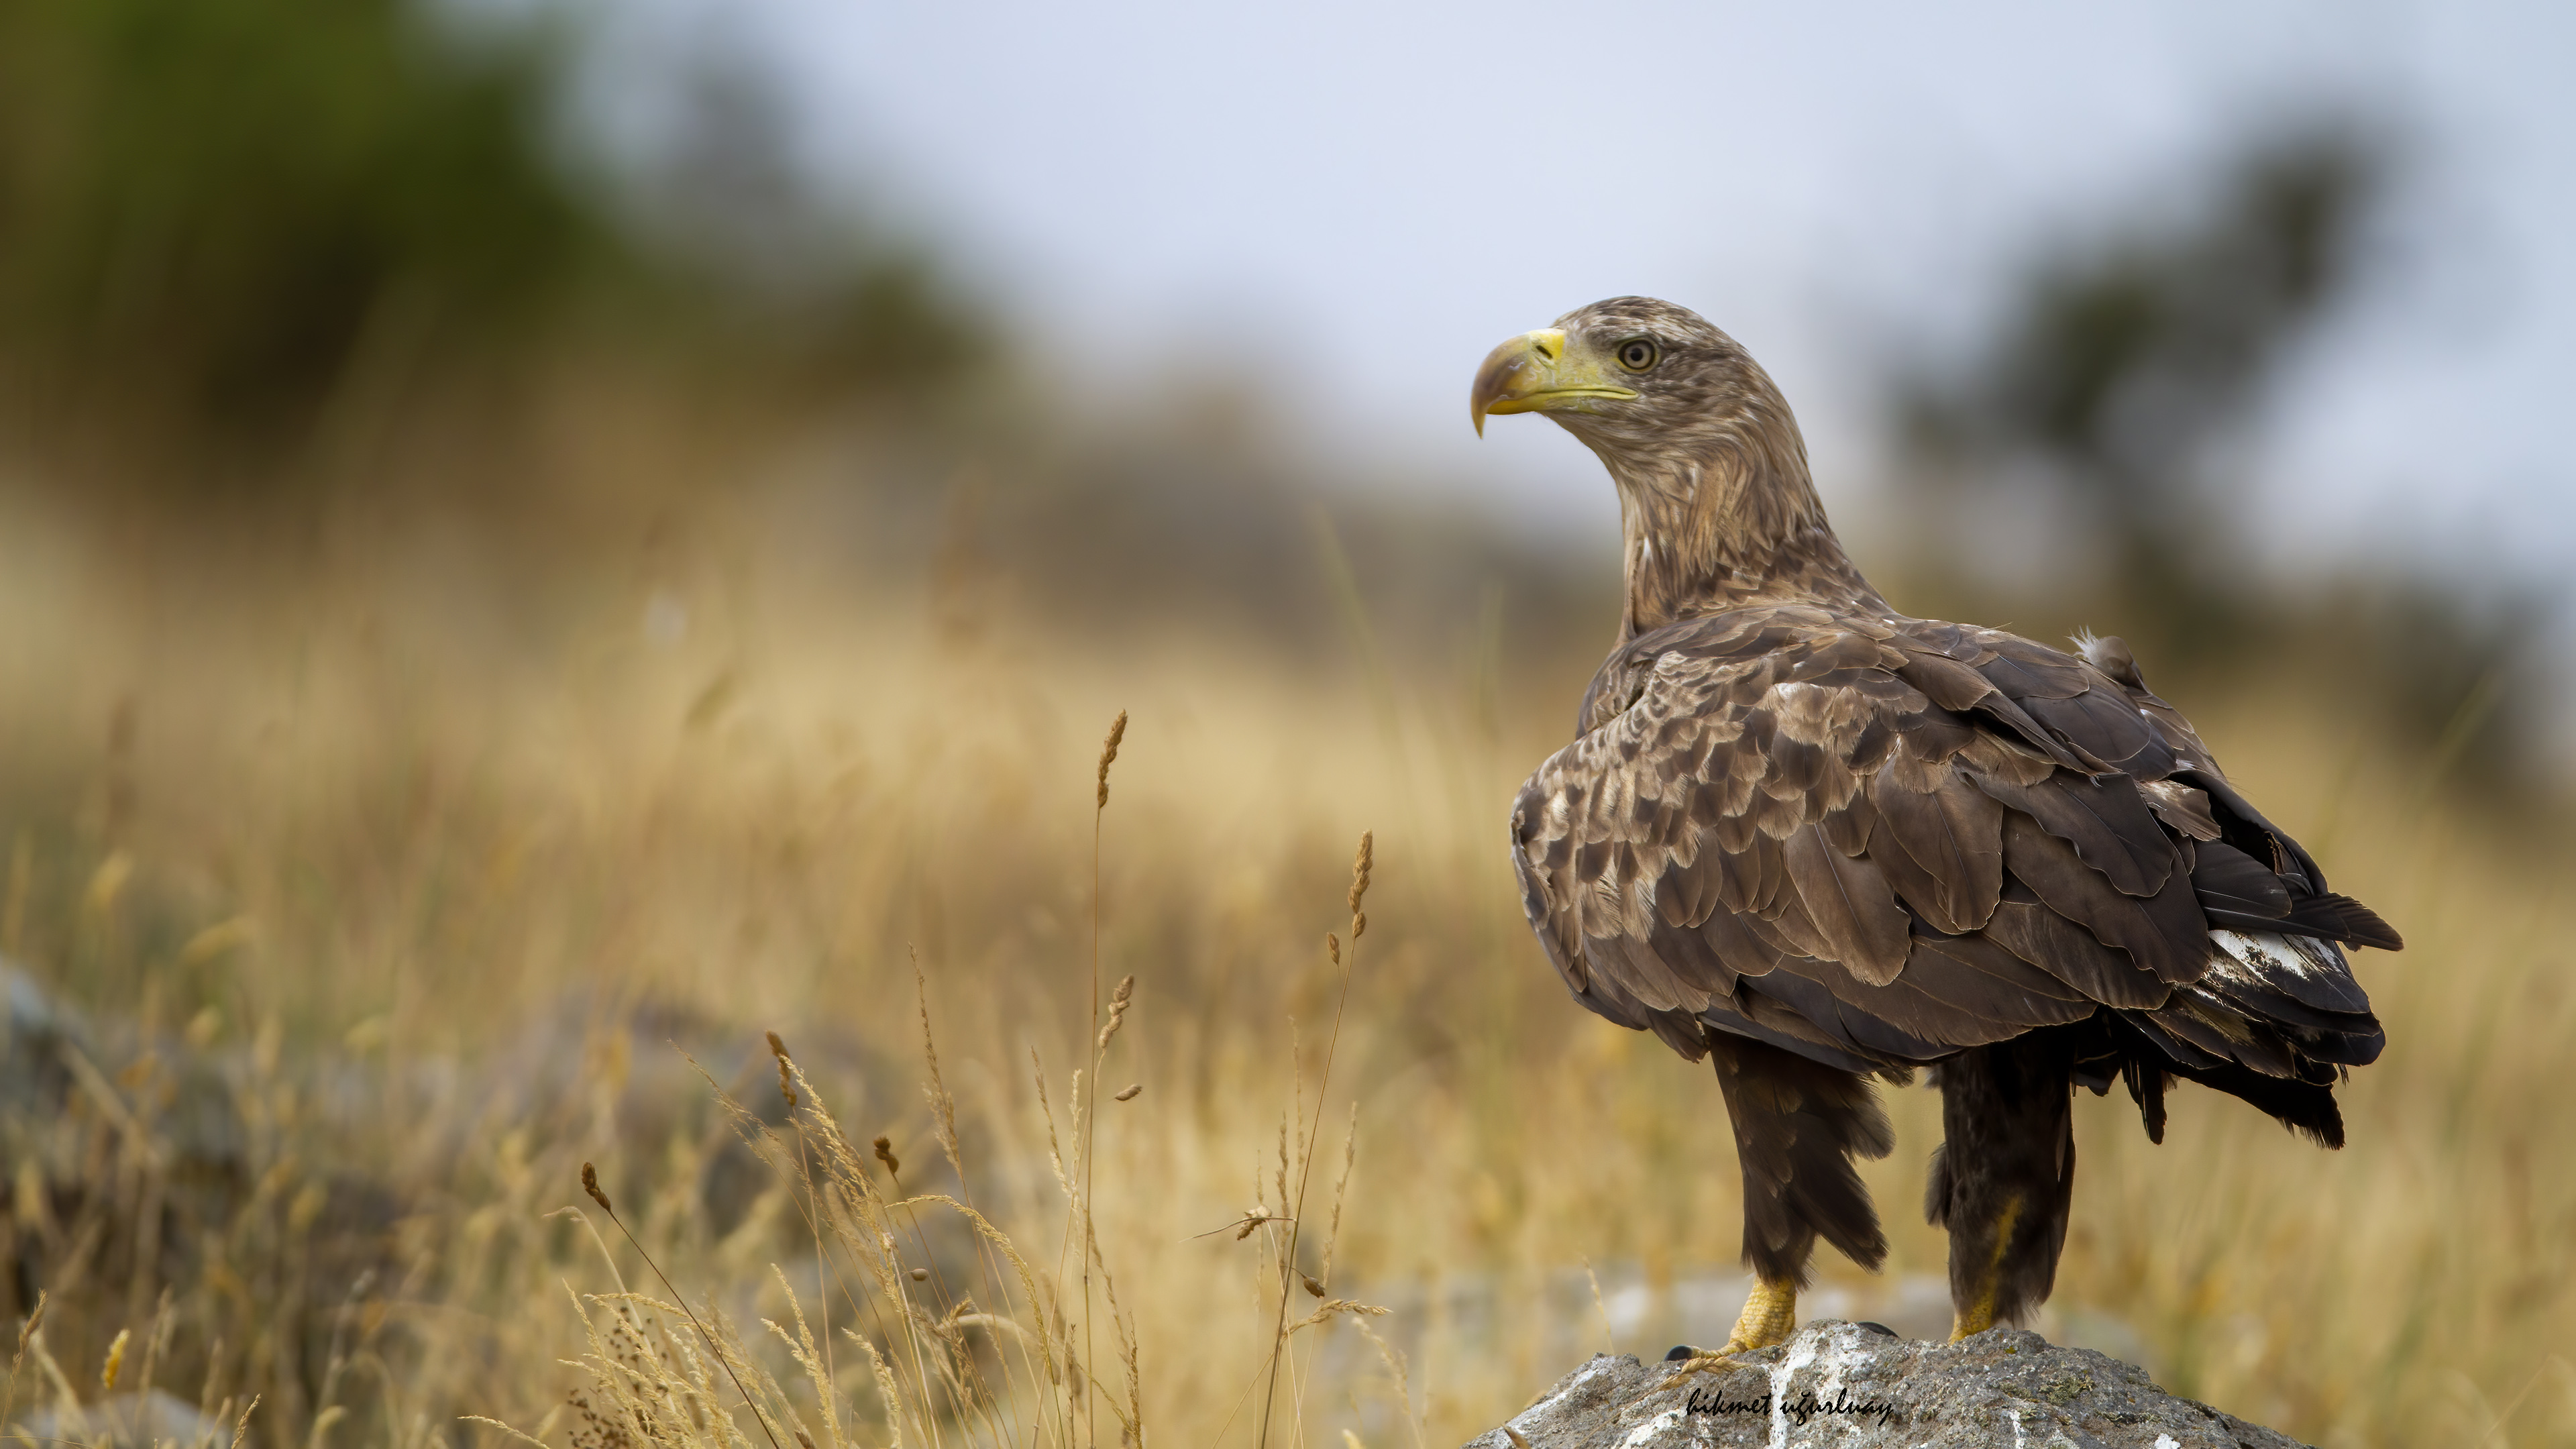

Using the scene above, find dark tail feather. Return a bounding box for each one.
[2168,1058,2347,1148]
[2202,894,2404,952]
[2121,1057,2169,1144]
[2292,893,2404,951]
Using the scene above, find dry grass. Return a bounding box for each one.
[0,462,2569,1449]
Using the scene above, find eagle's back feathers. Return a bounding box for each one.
[1511,604,2394,1136]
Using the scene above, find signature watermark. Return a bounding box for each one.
[1684,1386,1902,1428]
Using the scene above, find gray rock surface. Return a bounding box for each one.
[25,1389,227,1448]
[1465,1323,2307,1449]
[0,957,90,1119]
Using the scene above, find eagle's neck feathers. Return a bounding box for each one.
[1579,398,1884,639]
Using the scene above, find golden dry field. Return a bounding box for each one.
[0,436,2568,1449]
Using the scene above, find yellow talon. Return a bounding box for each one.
[1660,1277,1796,1385]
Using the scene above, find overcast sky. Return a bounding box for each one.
[582,0,2572,589]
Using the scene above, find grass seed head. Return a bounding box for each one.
[14,1291,42,1354]
[1348,830,1373,938]
[101,1327,128,1390]
[1113,1083,1141,1102]
[767,1034,798,1109]
[582,1163,612,1215]
[1095,709,1128,808]
[1098,973,1138,1049]
[873,1136,900,1176]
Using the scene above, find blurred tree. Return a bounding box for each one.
[612,44,990,402]
[1896,121,2532,782]
[0,0,983,462]
[1904,125,2382,634]
[0,0,600,432]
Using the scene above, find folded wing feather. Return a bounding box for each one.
[1508,606,2392,1076]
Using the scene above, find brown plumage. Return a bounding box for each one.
[1473,297,2401,1349]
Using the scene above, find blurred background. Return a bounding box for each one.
[0,1,2569,1446]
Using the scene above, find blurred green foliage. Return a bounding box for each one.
[1898,123,2533,784]
[0,0,599,429]
[1904,126,2382,593]
[0,0,981,456]
[1980,136,2369,502]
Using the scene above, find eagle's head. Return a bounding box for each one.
[1469,297,1790,453]
[1470,297,1861,622]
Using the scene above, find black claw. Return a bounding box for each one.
[1663,1344,1697,1362]
[1853,1320,1897,1338]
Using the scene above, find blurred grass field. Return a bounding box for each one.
[0,3,2567,1445]
[0,416,2569,1449]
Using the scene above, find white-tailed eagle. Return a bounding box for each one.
[1472,297,2401,1359]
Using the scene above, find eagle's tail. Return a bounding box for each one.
[2112,928,2379,1146]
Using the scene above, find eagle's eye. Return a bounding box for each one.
[1614,338,1660,372]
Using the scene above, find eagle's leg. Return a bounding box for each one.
[1926,1036,2077,1339]
[1668,1034,1892,1377]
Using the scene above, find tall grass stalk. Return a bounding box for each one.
[1255,833,1371,1449]
[1077,710,1126,1449]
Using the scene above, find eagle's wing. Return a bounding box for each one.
[1510,606,2394,1082]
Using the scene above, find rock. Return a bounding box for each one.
[24,1388,227,1447]
[1466,1322,2308,1448]
[0,956,90,1119]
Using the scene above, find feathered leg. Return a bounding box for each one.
[1927,1036,2076,1338]
[1671,1032,1891,1375]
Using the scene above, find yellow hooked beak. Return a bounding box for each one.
[1469,327,1639,435]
